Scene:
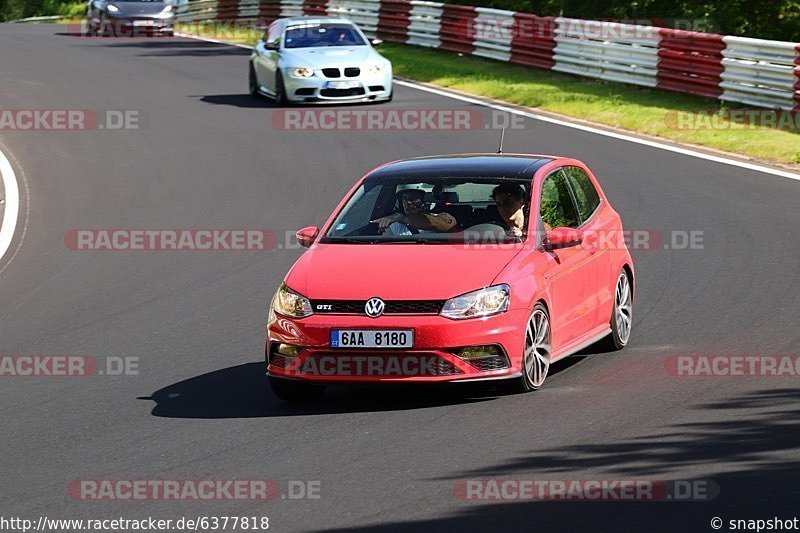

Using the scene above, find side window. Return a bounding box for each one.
[540,170,580,229]
[564,166,601,223]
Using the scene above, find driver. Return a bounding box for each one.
[371,189,457,235]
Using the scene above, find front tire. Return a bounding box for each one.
[273,72,287,106]
[248,63,260,97]
[269,377,325,402]
[599,270,633,351]
[510,302,551,393]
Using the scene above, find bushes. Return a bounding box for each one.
[437,0,800,42]
[0,0,85,21]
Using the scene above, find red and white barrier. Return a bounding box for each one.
[657,29,725,99]
[720,36,799,110]
[406,2,442,48]
[554,18,661,88]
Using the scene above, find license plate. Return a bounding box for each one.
[133,20,154,26]
[331,330,413,349]
[325,80,360,90]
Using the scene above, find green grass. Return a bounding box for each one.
[378,43,800,165]
[55,2,85,19]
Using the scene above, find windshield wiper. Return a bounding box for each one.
[378,237,453,244]
[319,237,376,244]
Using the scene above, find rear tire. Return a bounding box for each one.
[269,377,325,402]
[598,270,633,351]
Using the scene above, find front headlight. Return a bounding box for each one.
[289,67,314,78]
[106,4,119,12]
[271,283,313,319]
[161,4,174,13]
[440,285,510,320]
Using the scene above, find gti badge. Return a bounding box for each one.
[364,297,385,318]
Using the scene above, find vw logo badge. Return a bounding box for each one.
[364,297,385,318]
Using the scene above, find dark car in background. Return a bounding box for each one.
[86,0,176,36]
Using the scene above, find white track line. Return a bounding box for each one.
[179,33,800,182]
[0,148,20,264]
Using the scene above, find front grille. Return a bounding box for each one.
[311,300,445,315]
[344,67,360,77]
[322,68,340,78]
[467,356,510,372]
[294,88,316,96]
[368,85,385,92]
[320,88,365,97]
[298,353,462,376]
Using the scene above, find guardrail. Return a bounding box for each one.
[175,0,800,112]
[11,15,62,23]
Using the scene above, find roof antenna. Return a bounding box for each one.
[496,127,505,154]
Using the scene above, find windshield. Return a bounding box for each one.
[284,23,367,49]
[321,178,532,244]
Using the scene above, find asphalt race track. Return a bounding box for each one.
[2,24,800,532]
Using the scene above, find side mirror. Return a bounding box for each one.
[543,227,582,251]
[371,38,383,46]
[296,226,319,248]
[264,40,279,51]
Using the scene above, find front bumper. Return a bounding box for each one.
[282,69,393,103]
[266,310,528,383]
[91,14,175,35]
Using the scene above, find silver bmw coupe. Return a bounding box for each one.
[249,17,393,105]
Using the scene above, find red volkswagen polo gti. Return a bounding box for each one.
[266,154,634,401]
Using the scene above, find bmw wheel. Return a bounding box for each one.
[273,72,287,106]
[248,63,260,97]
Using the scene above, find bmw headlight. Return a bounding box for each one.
[161,4,174,14]
[440,285,510,320]
[106,4,120,12]
[271,283,313,319]
[289,67,314,78]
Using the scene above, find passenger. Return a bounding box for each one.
[372,189,457,235]
[491,183,527,236]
